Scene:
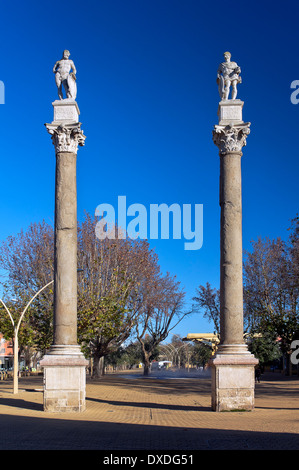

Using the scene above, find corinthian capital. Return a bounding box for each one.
[213,123,250,155]
[45,122,86,154]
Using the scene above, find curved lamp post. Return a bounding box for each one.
[0,280,54,394]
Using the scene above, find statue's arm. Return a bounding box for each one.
[53,61,59,73]
[70,60,77,75]
[231,62,241,73]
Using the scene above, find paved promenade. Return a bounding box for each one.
[0,369,298,451]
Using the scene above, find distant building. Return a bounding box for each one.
[0,333,14,369]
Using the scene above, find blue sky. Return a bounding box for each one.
[0,0,298,338]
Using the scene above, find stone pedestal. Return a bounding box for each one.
[52,99,80,123]
[211,347,258,411]
[211,100,258,412]
[40,99,87,412]
[217,99,243,125]
[41,346,87,412]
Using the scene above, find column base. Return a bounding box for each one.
[40,345,88,412]
[210,345,258,412]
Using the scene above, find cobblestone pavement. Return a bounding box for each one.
[0,370,298,451]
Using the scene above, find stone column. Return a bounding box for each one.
[211,99,258,411]
[40,100,88,412]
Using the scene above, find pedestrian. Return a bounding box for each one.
[255,366,261,383]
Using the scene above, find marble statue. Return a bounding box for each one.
[217,52,241,101]
[53,50,77,100]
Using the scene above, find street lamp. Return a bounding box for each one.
[0,280,54,394]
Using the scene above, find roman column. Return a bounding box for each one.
[210,52,258,411]
[40,51,88,412]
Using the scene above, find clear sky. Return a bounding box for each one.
[0,0,298,338]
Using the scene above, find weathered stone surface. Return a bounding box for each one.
[54,150,78,346]
[217,99,243,125]
[211,356,257,411]
[46,122,86,154]
[41,348,88,412]
[53,99,79,122]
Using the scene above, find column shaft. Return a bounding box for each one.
[54,151,78,345]
[219,151,244,346]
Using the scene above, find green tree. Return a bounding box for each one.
[105,347,126,370]
[247,333,281,366]
[190,342,212,368]
[243,229,299,374]
[121,341,143,369]
[77,214,162,377]
[0,215,163,376]
[0,214,190,379]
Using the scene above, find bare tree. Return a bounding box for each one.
[135,272,189,375]
[192,282,220,337]
[0,221,54,355]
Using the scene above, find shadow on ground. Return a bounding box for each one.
[0,372,298,450]
[0,397,43,411]
[86,396,210,412]
[0,413,298,450]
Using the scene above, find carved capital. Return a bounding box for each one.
[213,123,250,155]
[45,123,86,154]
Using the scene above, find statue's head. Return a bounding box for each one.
[62,50,70,59]
[224,51,231,61]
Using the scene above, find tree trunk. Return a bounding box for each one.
[142,352,151,376]
[93,354,105,378]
